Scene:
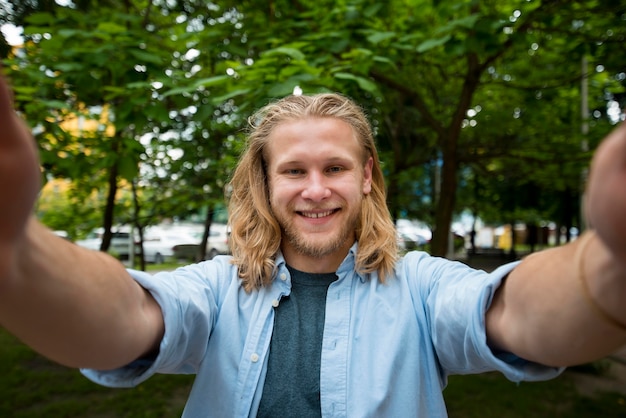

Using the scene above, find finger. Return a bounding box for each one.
[0,73,41,244]
[585,122,626,260]
[0,71,15,115]
[0,73,29,153]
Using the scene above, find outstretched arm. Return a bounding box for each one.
[487,123,626,367]
[0,73,164,370]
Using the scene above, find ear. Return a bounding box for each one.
[362,156,373,195]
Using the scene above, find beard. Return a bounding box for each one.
[274,201,362,259]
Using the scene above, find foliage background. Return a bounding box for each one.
[1,0,624,258]
[1,2,625,416]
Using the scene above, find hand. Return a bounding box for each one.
[0,72,41,258]
[585,122,626,263]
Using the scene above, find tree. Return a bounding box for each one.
[3,1,245,264]
[4,0,624,260]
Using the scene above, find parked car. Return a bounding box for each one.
[397,231,429,251]
[141,227,203,264]
[53,230,71,241]
[205,223,231,259]
[396,219,431,252]
[75,227,134,260]
[170,224,230,261]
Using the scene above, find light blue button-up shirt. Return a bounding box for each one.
[83,244,561,417]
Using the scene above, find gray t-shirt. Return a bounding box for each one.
[257,266,337,417]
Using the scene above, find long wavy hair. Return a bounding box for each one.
[227,93,398,291]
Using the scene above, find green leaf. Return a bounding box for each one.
[367,31,396,44]
[268,81,299,97]
[194,75,230,88]
[417,35,451,53]
[25,12,54,25]
[118,154,139,181]
[55,63,85,72]
[13,86,40,96]
[40,100,70,109]
[22,26,52,36]
[363,4,384,18]
[126,81,153,89]
[58,29,82,39]
[161,85,196,98]
[162,75,230,97]
[451,14,481,30]
[129,49,163,65]
[261,47,306,61]
[333,72,378,94]
[96,22,128,34]
[210,89,250,105]
[373,55,397,69]
[435,14,481,35]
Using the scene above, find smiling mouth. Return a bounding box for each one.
[298,210,337,219]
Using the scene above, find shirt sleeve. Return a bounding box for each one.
[81,260,228,388]
[407,252,564,383]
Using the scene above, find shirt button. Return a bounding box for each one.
[279,273,287,281]
[251,353,259,362]
[272,299,279,307]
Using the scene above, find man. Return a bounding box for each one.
[0,73,625,417]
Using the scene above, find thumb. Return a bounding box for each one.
[585,122,626,261]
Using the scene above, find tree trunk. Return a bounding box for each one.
[386,171,401,223]
[100,158,119,252]
[100,134,122,254]
[430,150,458,257]
[198,205,215,262]
[131,179,145,271]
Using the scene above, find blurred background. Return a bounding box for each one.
[0,1,625,416]
[2,0,625,268]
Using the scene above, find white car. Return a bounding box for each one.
[205,223,231,259]
[75,228,134,260]
[396,219,432,251]
[141,227,203,264]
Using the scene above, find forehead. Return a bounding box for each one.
[265,117,361,164]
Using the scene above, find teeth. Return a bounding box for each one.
[302,210,333,218]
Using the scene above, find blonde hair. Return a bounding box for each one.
[227,93,398,291]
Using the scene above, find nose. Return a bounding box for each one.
[301,171,331,201]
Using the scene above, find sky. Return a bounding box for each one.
[1,23,23,45]
[1,0,73,45]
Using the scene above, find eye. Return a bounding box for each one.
[327,166,344,174]
[286,168,303,176]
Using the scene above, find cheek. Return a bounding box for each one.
[339,176,368,201]
[269,178,298,204]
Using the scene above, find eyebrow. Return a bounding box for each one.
[274,156,355,168]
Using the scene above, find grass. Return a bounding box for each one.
[444,371,625,417]
[144,260,187,272]
[1,328,624,417]
[0,329,194,418]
